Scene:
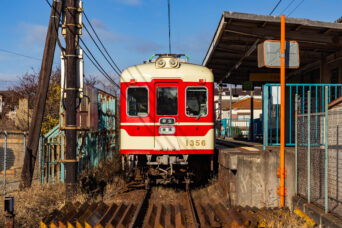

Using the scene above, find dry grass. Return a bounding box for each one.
[0,183,87,227]
[0,157,123,227]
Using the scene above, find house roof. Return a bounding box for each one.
[203,11,342,85]
[329,96,342,109]
[226,97,262,110]
[214,87,262,96]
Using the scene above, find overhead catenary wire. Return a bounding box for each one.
[279,0,296,15]
[269,0,282,15]
[0,48,41,61]
[287,0,305,17]
[167,0,172,54]
[83,12,122,74]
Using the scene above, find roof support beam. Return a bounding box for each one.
[224,25,340,45]
[287,50,342,79]
[219,39,260,83]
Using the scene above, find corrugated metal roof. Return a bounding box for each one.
[203,12,342,85]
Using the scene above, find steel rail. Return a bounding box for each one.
[187,190,200,228]
[129,189,150,228]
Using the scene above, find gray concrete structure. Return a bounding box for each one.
[217,140,295,208]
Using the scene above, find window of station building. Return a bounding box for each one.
[186,87,208,117]
[156,87,178,115]
[127,87,148,117]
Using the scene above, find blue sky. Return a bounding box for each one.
[0,0,341,87]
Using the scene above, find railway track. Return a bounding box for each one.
[41,187,261,228]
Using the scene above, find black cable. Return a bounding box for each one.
[269,0,282,15]
[80,39,119,89]
[279,0,296,15]
[44,0,119,88]
[82,24,121,76]
[83,12,122,74]
[83,49,120,89]
[287,0,305,17]
[0,48,41,61]
[167,0,171,54]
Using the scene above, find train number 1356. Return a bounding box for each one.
[185,139,206,147]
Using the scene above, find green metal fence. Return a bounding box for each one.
[296,87,342,216]
[222,118,250,138]
[41,86,117,184]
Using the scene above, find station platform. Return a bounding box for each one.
[216,138,342,227]
[216,138,294,209]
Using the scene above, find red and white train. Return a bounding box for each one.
[120,54,214,186]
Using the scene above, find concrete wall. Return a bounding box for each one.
[218,147,295,209]
[0,134,25,177]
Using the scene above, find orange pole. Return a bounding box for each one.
[280,15,286,207]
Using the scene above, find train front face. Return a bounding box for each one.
[120,55,214,184]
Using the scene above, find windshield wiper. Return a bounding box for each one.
[196,113,202,120]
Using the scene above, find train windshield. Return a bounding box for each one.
[156,87,178,115]
[186,87,208,117]
[127,87,148,116]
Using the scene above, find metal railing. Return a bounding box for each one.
[296,87,342,216]
[221,118,250,138]
[263,83,342,148]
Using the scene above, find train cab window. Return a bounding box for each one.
[127,87,148,117]
[157,87,178,115]
[186,87,208,117]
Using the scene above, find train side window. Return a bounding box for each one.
[127,87,148,117]
[186,87,208,117]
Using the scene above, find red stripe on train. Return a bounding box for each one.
[121,125,213,136]
[120,149,214,155]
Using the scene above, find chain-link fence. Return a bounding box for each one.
[296,87,342,217]
[0,131,41,195]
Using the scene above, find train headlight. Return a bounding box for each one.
[169,58,178,67]
[157,59,166,68]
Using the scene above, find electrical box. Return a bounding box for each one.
[258,40,300,69]
[4,196,14,214]
[61,48,84,99]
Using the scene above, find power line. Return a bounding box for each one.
[269,0,282,15]
[44,0,119,87]
[167,0,171,54]
[0,48,41,61]
[287,0,305,16]
[279,0,296,15]
[82,24,121,76]
[79,38,119,88]
[82,49,117,86]
[83,12,121,74]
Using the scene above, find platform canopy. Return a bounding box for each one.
[203,12,342,86]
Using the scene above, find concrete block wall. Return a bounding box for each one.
[218,147,295,209]
[0,134,25,178]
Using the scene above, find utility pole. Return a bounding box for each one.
[65,0,78,200]
[20,0,62,189]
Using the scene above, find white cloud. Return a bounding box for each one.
[19,23,47,46]
[86,19,123,42]
[90,19,106,30]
